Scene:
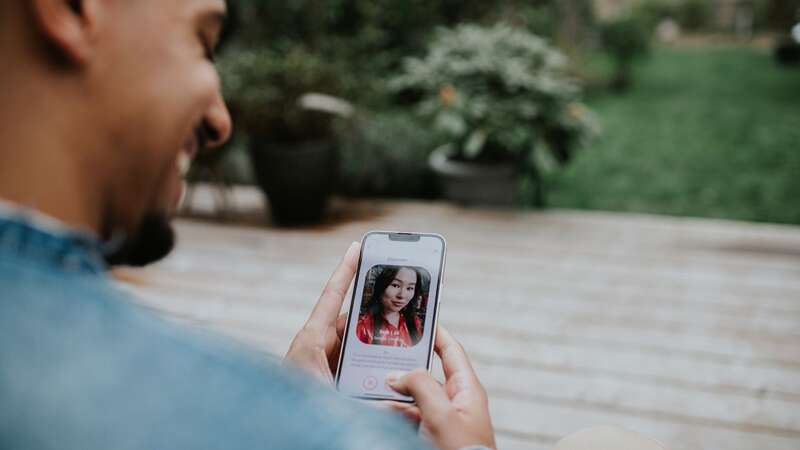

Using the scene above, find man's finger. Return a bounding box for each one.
[382,401,422,425]
[375,401,421,424]
[305,242,360,330]
[386,369,450,420]
[435,326,477,381]
[435,326,486,404]
[336,313,347,339]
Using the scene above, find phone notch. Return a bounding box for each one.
[388,232,421,242]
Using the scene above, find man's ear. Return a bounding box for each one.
[28,0,99,65]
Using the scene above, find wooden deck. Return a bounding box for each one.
[119,185,800,450]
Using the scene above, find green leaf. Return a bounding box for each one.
[434,111,468,137]
[464,129,488,159]
[532,140,558,175]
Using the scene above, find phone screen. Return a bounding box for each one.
[335,231,446,402]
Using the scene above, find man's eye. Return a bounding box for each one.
[199,35,215,61]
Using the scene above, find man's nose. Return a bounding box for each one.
[202,93,233,149]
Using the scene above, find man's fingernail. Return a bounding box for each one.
[385,371,407,384]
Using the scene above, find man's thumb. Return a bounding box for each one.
[386,369,450,418]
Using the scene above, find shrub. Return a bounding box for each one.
[392,24,598,205]
[677,0,713,31]
[633,0,713,32]
[218,46,342,141]
[598,16,652,91]
[335,112,439,199]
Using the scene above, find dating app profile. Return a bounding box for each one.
[356,265,430,347]
[337,233,444,401]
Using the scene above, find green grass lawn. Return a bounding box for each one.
[548,45,800,225]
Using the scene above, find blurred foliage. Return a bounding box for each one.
[392,24,598,169]
[549,46,800,224]
[210,0,800,221]
[219,46,341,141]
[336,112,440,198]
[598,16,652,91]
[633,0,713,31]
[766,0,800,31]
[631,0,780,32]
[225,0,593,105]
[216,0,598,201]
[676,0,714,31]
[227,0,504,105]
[751,0,779,31]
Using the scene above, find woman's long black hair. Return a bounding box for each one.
[367,266,422,344]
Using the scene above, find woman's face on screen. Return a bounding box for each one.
[381,267,417,314]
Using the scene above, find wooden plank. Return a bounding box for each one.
[129,273,800,370]
[179,193,800,269]
[130,301,800,450]
[119,192,800,450]
[171,215,800,280]
[130,288,800,430]
[130,270,797,395]
[166,222,800,313]
[488,396,800,450]
[136,247,800,342]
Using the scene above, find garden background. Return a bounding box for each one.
[194,0,800,225]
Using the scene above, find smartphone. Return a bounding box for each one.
[335,231,446,402]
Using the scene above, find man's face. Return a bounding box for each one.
[91,0,231,265]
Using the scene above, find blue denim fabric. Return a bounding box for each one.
[0,215,429,450]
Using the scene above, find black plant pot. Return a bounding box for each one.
[428,146,517,207]
[248,137,337,226]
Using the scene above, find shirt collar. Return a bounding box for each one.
[0,199,107,274]
[0,198,97,238]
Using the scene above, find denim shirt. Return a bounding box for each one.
[0,212,430,450]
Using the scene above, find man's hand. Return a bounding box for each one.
[385,327,496,450]
[284,242,360,383]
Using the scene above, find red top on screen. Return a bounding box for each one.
[356,314,422,347]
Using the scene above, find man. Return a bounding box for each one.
[0,1,495,450]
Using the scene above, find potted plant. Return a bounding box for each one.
[392,24,597,207]
[220,46,347,225]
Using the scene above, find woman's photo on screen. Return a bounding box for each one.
[356,265,429,347]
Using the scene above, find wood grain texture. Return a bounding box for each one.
[119,186,800,450]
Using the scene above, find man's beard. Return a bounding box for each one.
[104,212,175,267]
[104,120,212,268]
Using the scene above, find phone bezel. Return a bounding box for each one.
[334,230,447,403]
